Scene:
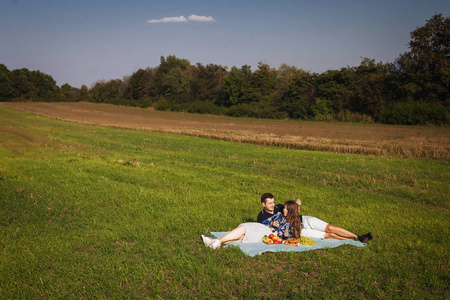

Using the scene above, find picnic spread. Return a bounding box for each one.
[210,231,367,257]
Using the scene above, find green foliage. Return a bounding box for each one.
[0,107,448,298]
[380,100,449,125]
[153,97,173,111]
[0,64,15,101]
[250,62,279,99]
[218,65,251,107]
[3,67,59,101]
[153,55,194,103]
[316,69,354,112]
[226,102,285,119]
[91,79,126,103]
[393,14,450,103]
[191,63,227,103]
[125,68,156,101]
[278,71,315,119]
[77,85,90,102]
[310,97,335,118]
[335,110,374,123]
[315,59,393,121]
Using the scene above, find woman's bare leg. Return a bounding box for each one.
[324,224,357,240]
[211,225,246,245]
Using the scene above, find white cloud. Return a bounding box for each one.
[147,16,187,24]
[147,14,215,24]
[188,14,216,22]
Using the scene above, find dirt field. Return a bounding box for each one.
[1,102,449,160]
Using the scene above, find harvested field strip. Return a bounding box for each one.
[1,102,448,160]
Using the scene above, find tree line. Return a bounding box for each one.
[1,14,448,125]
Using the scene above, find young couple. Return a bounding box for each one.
[201,193,372,249]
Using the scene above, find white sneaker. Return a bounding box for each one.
[201,235,212,247]
[210,239,221,249]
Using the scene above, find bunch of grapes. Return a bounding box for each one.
[298,236,316,246]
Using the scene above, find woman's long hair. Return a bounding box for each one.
[284,200,301,238]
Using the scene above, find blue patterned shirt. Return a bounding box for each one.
[261,212,292,239]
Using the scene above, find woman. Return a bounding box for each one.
[284,200,373,242]
[283,200,302,238]
[202,201,299,249]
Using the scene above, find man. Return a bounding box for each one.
[257,193,285,224]
[257,193,373,243]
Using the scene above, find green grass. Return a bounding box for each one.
[0,106,449,299]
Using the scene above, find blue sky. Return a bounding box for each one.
[1,0,449,88]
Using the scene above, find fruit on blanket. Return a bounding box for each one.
[262,235,271,244]
[262,235,282,245]
[270,236,283,244]
[298,236,316,246]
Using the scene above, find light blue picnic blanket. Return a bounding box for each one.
[211,231,367,257]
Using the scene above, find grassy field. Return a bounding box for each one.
[0,105,449,299]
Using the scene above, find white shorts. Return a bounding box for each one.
[239,222,273,243]
[301,216,329,239]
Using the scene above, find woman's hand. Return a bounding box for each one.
[271,221,280,227]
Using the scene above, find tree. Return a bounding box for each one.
[30,70,58,100]
[218,66,249,107]
[393,14,449,103]
[59,83,75,101]
[0,64,14,101]
[125,68,156,101]
[191,63,227,102]
[10,68,33,99]
[89,79,127,103]
[351,58,392,120]
[250,62,278,101]
[76,85,90,101]
[316,68,355,113]
[90,81,107,103]
[274,64,302,103]
[153,55,193,102]
[279,71,315,119]
[8,68,57,101]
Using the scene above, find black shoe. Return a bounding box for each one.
[357,232,373,243]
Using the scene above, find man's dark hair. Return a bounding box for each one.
[261,193,274,203]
